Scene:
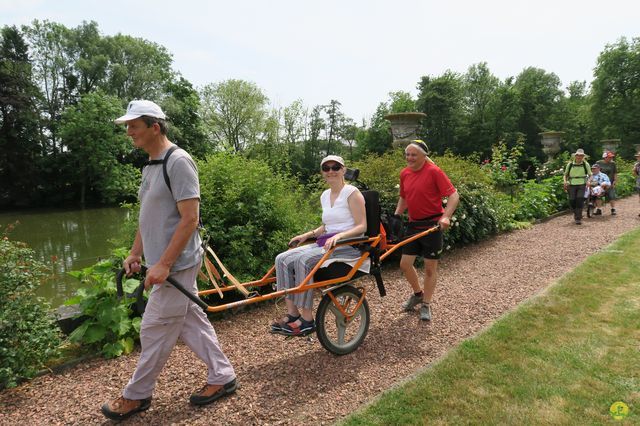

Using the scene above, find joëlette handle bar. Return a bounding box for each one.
[116,265,209,312]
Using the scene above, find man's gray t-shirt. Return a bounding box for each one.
[138,145,202,271]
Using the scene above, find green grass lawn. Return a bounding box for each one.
[341,228,640,425]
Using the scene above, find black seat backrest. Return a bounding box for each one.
[361,190,380,237]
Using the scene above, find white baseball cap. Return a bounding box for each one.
[114,100,166,124]
[320,155,345,167]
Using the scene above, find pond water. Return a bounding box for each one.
[0,207,129,307]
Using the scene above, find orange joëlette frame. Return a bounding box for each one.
[196,225,440,313]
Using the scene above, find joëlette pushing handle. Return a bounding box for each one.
[116,265,209,314]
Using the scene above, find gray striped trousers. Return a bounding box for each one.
[275,243,361,309]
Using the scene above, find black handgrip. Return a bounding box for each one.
[115,265,209,313]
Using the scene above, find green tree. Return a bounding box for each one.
[58,91,137,205]
[200,79,268,152]
[0,26,43,207]
[301,105,325,177]
[388,90,417,112]
[459,62,500,156]
[555,81,595,155]
[591,37,640,155]
[485,77,521,153]
[22,20,78,155]
[101,33,174,101]
[163,77,210,159]
[416,71,464,154]
[513,67,563,160]
[73,21,109,94]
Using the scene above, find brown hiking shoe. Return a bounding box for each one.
[101,396,152,421]
[190,378,238,406]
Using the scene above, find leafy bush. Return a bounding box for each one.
[534,152,570,181]
[513,178,563,221]
[352,150,406,212]
[481,137,526,191]
[0,237,61,389]
[614,171,636,198]
[444,183,501,248]
[65,252,142,359]
[198,153,319,280]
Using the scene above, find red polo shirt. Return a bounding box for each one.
[399,162,456,221]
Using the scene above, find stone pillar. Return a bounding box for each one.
[601,139,620,154]
[384,112,427,148]
[539,131,564,163]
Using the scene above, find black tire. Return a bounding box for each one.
[586,200,593,218]
[316,285,370,355]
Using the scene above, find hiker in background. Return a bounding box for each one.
[102,100,236,421]
[633,152,640,217]
[563,148,591,225]
[596,151,618,215]
[394,140,459,322]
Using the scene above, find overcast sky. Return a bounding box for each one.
[2,0,639,122]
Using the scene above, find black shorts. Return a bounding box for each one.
[401,221,443,259]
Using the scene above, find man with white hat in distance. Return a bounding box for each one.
[563,148,591,225]
[101,100,236,421]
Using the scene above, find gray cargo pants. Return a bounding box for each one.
[123,263,235,399]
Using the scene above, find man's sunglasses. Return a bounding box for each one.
[322,164,343,172]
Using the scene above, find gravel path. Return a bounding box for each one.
[2,197,639,425]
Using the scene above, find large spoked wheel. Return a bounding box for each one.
[316,285,370,355]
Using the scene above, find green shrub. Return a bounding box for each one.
[513,179,562,221]
[614,171,635,197]
[198,153,319,280]
[444,183,501,248]
[352,150,405,212]
[65,252,142,359]
[0,237,61,389]
[481,137,526,192]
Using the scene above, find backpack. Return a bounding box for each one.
[566,162,588,180]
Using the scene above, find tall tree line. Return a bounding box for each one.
[1,19,639,208]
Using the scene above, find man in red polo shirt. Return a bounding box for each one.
[394,140,459,321]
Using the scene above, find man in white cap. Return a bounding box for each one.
[394,140,459,321]
[101,100,236,421]
[563,148,591,225]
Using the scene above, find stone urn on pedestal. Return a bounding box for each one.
[601,139,621,155]
[384,112,427,148]
[539,131,564,163]
[634,144,640,154]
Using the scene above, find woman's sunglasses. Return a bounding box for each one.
[322,164,343,172]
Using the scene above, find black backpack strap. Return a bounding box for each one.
[143,145,180,193]
[162,145,179,193]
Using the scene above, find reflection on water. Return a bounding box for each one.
[0,207,129,307]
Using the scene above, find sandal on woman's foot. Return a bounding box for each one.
[270,314,300,332]
[281,318,315,336]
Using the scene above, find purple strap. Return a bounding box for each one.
[316,232,338,247]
